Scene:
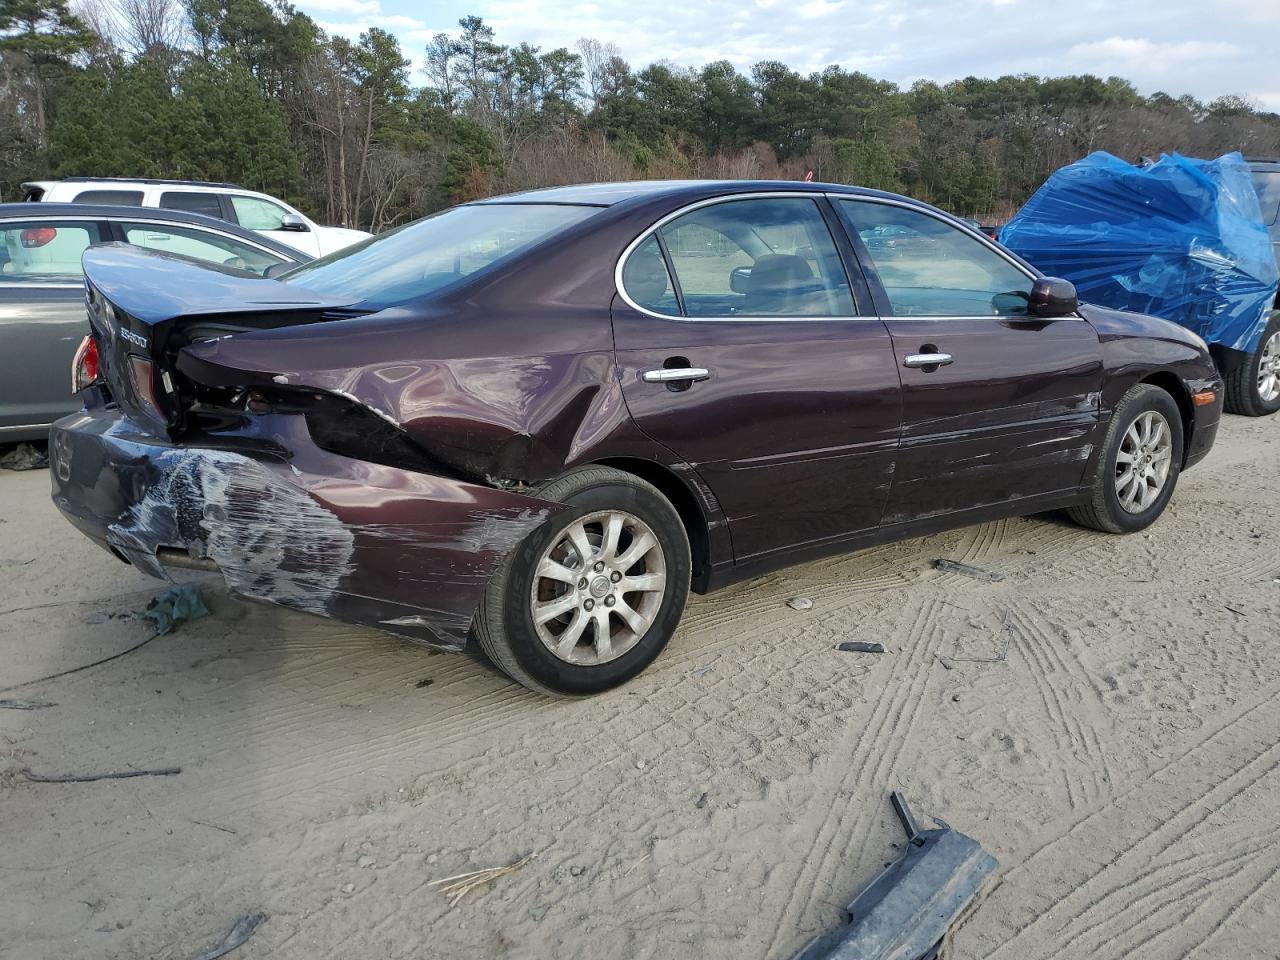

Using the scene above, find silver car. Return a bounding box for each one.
[0,203,309,442]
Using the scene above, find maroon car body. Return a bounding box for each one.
[50,180,1222,663]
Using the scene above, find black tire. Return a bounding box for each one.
[1067,383,1184,534]
[1223,311,1280,417]
[472,465,691,697]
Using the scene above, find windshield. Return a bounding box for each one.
[282,203,599,307]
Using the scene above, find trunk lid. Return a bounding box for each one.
[82,243,365,433]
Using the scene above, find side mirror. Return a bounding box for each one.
[729,265,752,294]
[1028,277,1078,317]
[263,262,293,279]
[279,213,310,233]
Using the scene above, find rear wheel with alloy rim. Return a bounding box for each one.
[1068,383,1184,534]
[473,466,691,696]
[1223,312,1280,416]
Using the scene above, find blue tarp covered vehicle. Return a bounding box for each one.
[1001,151,1280,416]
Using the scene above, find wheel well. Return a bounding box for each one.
[592,457,712,589]
[1138,371,1193,460]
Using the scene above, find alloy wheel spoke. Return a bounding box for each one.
[537,557,580,585]
[555,610,590,658]
[614,531,656,572]
[566,521,593,565]
[620,572,664,593]
[534,592,578,625]
[601,512,624,561]
[613,597,646,634]
[592,610,613,660]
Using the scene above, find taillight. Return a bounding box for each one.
[128,355,165,420]
[71,336,99,393]
[21,226,57,248]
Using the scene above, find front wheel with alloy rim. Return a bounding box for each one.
[472,466,691,696]
[1067,383,1185,534]
[1223,311,1280,417]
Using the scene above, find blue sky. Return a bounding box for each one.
[294,0,1280,111]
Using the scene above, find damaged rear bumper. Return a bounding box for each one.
[49,408,563,649]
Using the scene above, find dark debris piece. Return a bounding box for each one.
[0,698,56,710]
[836,642,886,654]
[933,559,1006,582]
[189,912,267,960]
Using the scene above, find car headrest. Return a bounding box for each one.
[745,254,815,313]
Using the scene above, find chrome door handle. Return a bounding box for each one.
[642,367,710,383]
[903,353,953,368]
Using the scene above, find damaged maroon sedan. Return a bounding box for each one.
[51,181,1223,695]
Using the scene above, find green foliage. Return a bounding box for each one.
[5,6,1280,219]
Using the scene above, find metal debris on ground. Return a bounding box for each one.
[189,912,267,960]
[836,641,886,654]
[0,698,56,710]
[1224,603,1248,619]
[933,559,1006,582]
[22,766,181,783]
[793,791,998,960]
[428,852,538,906]
[141,584,210,635]
[0,442,48,471]
[787,597,814,610]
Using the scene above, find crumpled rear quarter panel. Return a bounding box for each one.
[49,410,564,648]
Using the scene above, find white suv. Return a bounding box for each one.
[21,178,371,258]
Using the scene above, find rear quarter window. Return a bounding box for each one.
[72,189,144,205]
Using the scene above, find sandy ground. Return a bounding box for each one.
[2,413,1279,960]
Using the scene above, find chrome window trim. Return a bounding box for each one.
[613,191,870,323]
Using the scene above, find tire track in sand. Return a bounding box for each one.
[969,677,1280,960]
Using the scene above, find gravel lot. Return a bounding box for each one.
[3,411,1279,959]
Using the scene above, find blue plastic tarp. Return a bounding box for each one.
[1000,151,1279,353]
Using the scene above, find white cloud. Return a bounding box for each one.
[291,0,1274,109]
[1069,36,1240,69]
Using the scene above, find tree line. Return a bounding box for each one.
[3,0,1279,230]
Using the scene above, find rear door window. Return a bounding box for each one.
[158,191,225,220]
[72,189,144,205]
[121,223,291,276]
[0,221,102,280]
[652,198,855,318]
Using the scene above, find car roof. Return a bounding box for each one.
[0,202,310,260]
[474,179,912,207]
[24,177,244,189]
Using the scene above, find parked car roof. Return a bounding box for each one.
[23,177,244,189]
[475,179,920,208]
[0,202,311,261]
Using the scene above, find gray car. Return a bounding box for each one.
[0,203,310,441]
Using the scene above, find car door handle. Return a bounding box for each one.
[642,367,711,383]
[903,352,953,368]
